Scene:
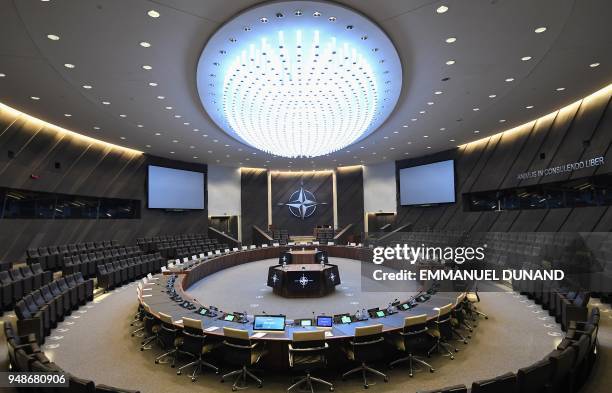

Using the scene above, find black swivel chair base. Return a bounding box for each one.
[288,371,334,392]
[427,340,458,360]
[155,348,177,367]
[177,358,219,382]
[342,362,388,389]
[221,366,263,391]
[389,354,435,377]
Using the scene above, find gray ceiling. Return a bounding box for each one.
[0,0,610,170]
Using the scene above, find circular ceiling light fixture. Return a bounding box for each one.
[197,1,402,158]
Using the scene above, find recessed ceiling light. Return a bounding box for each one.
[170,152,175,154]
[155,132,161,136]
[474,130,480,133]
[427,146,431,149]
[402,125,408,128]
[64,63,75,69]
[383,136,388,139]
[521,56,532,61]
[193,128,199,132]
[0,73,5,77]
[119,114,127,118]
[434,90,443,95]
[499,119,506,123]
[589,62,600,68]
[120,136,126,140]
[556,87,565,91]
[142,65,152,70]
[147,10,160,18]
[30,96,40,100]
[419,110,426,114]
[190,146,195,149]
[101,101,110,105]
[208,150,213,154]
[193,156,198,159]
[393,131,399,134]
[93,126,100,130]
[473,107,479,111]
[489,94,497,98]
[525,105,534,109]
[174,114,181,118]
[157,96,165,99]
[411,118,417,121]
[172,140,178,143]
[137,124,143,128]
[445,37,456,43]
[224,144,230,147]
[427,102,434,105]
[440,127,446,131]
[534,27,547,34]
[47,34,60,41]
[449,139,455,142]
[64,113,72,117]
[423,135,429,138]
[505,78,514,82]
[165,106,172,110]
[183,122,190,125]
[148,82,158,87]
[139,41,151,48]
[146,145,151,148]
[436,5,449,14]
[445,60,455,65]
[82,85,92,89]
[203,134,208,137]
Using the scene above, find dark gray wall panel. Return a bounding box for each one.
[240,168,268,245]
[336,167,364,233]
[0,109,208,263]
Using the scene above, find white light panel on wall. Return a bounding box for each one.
[197,1,402,158]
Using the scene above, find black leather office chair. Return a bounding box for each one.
[154,312,180,367]
[516,358,553,393]
[342,324,388,388]
[427,303,458,359]
[388,314,435,377]
[451,293,470,343]
[67,374,96,393]
[176,317,218,381]
[139,304,161,350]
[471,372,516,393]
[547,347,576,393]
[466,289,488,320]
[287,330,334,392]
[221,327,266,391]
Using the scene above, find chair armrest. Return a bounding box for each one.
[288,343,329,352]
[349,337,384,346]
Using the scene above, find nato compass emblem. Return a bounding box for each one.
[271,273,279,285]
[295,274,313,288]
[279,186,327,219]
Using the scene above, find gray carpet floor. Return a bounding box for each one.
[185,258,421,319]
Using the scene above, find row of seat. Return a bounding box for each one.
[419,307,600,393]
[63,246,143,278]
[5,314,139,392]
[14,272,93,344]
[0,260,12,271]
[173,243,230,261]
[314,227,334,243]
[0,263,52,312]
[26,240,123,271]
[97,253,164,291]
[513,278,590,331]
[136,233,210,253]
[154,239,223,259]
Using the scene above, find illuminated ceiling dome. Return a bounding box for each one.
[197,1,402,158]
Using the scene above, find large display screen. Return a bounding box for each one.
[399,160,455,205]
[147,165,205,209]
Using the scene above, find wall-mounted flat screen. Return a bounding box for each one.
[148,165,205,209]
[399,160,455,205]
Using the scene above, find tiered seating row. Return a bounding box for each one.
[14,272,93,344]
[97,253,164,291]
[0,263,52,314]
[136,233,208,253]
[26,240,122,271]
[63,245,143,278]
[5,314,139,392]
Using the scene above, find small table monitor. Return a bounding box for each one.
[253,315,286,331]
[299,319,312,327]
[375,310,386,318]
[224,314,236,322]
[316,315,333,327]
[198,308,209,316]
[340,315,352,324]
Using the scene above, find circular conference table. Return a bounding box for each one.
[139,245,463,370]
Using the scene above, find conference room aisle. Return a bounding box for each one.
[38,283,584,393]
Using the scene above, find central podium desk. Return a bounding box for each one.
[267,263,340,297]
